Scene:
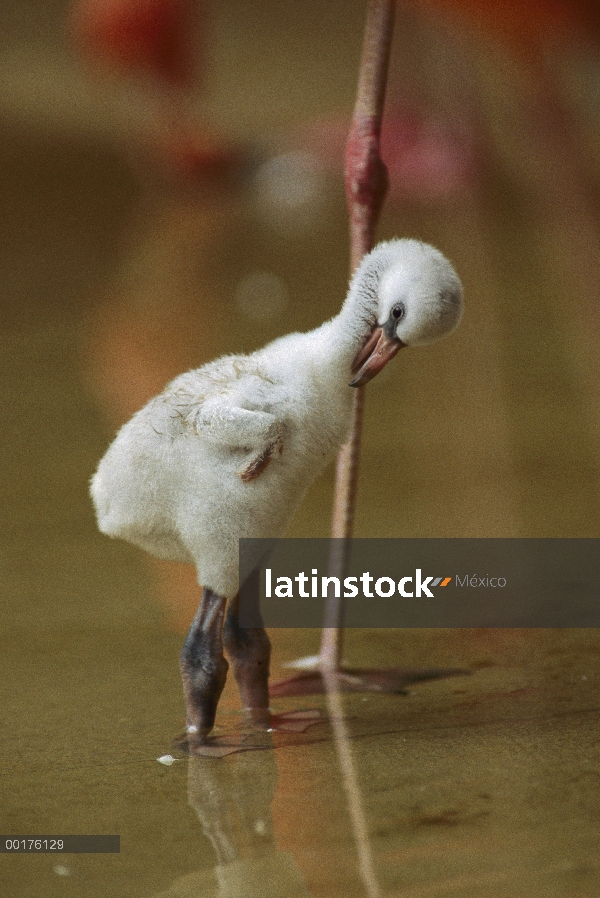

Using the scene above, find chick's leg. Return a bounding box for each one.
[223,595,271,729]
[179,588,229,742]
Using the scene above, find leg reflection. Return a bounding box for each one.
[188,748,312,898]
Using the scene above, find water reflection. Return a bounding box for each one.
[153,740,313,898]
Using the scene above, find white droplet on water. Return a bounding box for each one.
[53,865,71,877]
[157,754,178,766]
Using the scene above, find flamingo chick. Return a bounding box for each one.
[91,239,462,744]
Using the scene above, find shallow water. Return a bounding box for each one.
[1,1,600,895]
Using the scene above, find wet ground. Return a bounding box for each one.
[1,1,600,896]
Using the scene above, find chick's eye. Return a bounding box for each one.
[391,303,405,320]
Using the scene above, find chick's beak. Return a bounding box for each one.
[350,327,405,387]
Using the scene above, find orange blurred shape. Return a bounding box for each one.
[85,288,213,425]
[149,124,247,186]
[151,559,200,630]
[414,0,598,54]
[69,0,198,86]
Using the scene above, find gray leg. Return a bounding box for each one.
[223,594,271,729]
[179,588,229,742]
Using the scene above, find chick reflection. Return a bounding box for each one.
[153,745,312,898]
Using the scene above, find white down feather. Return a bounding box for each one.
[91,239,462,597]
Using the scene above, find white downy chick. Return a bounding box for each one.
[91,239,462,598]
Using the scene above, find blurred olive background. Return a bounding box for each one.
[1,1,600,897]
